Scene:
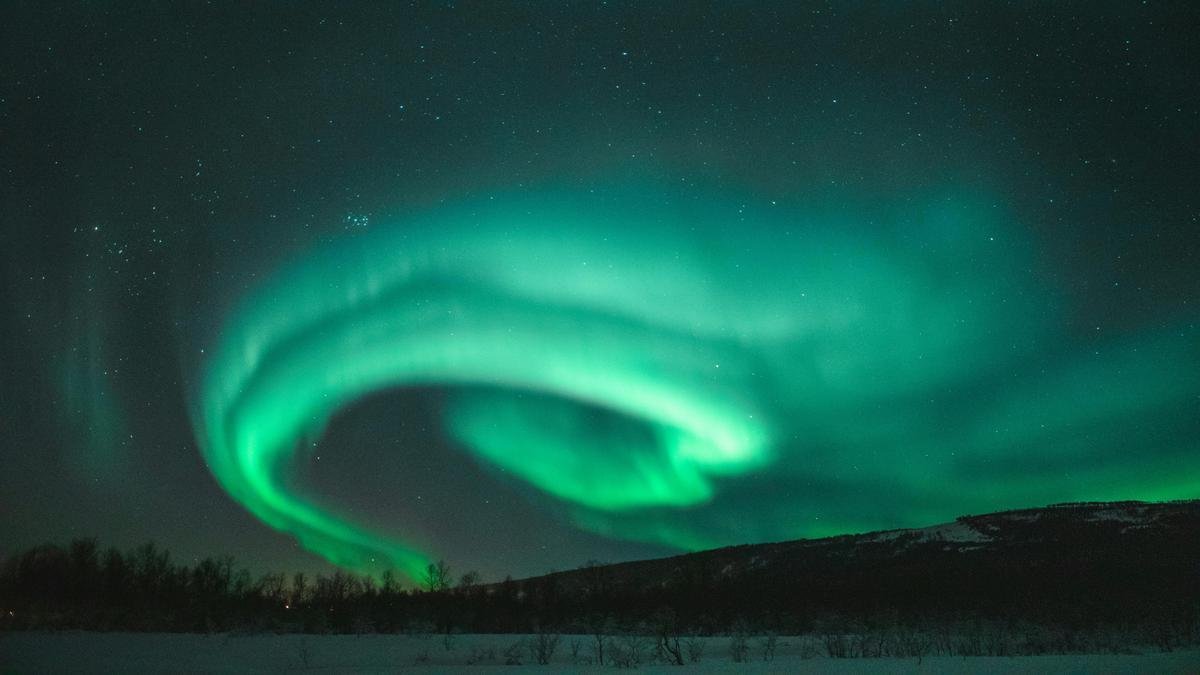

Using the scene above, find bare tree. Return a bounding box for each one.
[380,569,401,595]
[420,559,451,593]
[290,572,307,606]
[652,607,684,665]
[580,559,610,600]
[458,570,480,593]
[588,614,615,666]
[257,572,287,604]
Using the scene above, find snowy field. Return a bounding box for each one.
[2,632,1198,674]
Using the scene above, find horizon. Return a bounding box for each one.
[6,497,1195,586]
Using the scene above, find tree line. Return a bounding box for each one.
[2,524,1198,656]
[0,538,492,634]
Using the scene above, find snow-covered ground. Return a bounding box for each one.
[2,632,1197,673]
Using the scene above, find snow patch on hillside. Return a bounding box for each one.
[864,519,991,547]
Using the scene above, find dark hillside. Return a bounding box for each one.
[3,500,1197,648]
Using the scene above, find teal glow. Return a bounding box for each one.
[194,183,1200,577]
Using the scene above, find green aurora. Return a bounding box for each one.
[196,183,1200,579]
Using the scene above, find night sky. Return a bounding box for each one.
[2,2,1198,582]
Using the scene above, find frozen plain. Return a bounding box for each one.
[2,632,1199,674]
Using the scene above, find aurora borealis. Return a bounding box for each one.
[3,2,1198,581]
[197,183,1199,576]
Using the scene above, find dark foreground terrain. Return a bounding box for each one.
[3,500,1198,661]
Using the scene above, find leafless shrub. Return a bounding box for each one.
[798,634,819,659]
[569,637,583,663]
[528,630,561,665]
[684,635,706,663]
[653,608,684,665]
[588,615,615,666]
[857,630,884,657]
[590,635,610,666]
[466,645,497,665]
[611,633,651,668]
[729,620,751,663]
[983,623,1010,656]
[933,623,953,656]
[657,634,684,665]
[895,628,933,662]
[954,627,983,656]
[503,639,525,665]
[823,631,850,658]
[759,632,778,661]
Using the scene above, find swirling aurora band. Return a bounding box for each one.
[195,184,1200,579]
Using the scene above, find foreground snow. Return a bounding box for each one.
[1,632,1197,674]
